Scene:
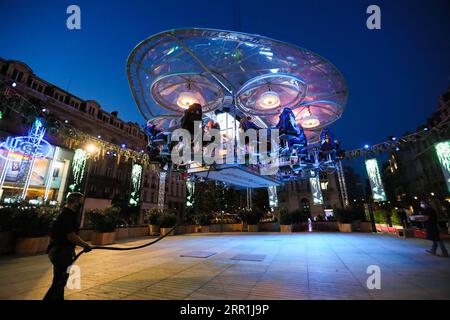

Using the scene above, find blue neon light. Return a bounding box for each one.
[0,118,53,160]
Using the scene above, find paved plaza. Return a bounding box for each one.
[0,232,449,300]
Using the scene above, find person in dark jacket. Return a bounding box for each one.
[180,103,203,136]
[43,192,92,300]
[420,200,449,257]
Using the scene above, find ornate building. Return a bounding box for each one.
[277,171,345,217]
[0,58,186,223]
[382,87,450,214]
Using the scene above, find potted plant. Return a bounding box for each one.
[87,206,120,245]
[279,207,292,233]
[182,209,197,234]
[197,212,211,233]
[246,210,261,232]
[373,209,389,232]
[146,208,160,235]
[335,208,353,232]
[0,206,15,254]
[356,209,373,232]
[13,206,58,254]
[291,209,308,231]
[158,210,177,236]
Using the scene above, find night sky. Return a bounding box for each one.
[1,0,450,181]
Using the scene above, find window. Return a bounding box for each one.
[106,167,113,177]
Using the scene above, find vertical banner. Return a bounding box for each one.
[309,173,323,205]
[69,148,87,192]
[435,140,450,193]
[268,186,278,208]
[157,171,167,211]
[365,158,387,202]
[129,164,142,206]
[186,178,195,207]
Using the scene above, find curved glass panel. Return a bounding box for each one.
[127,28,347,125]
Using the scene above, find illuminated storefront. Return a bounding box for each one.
[0,120,72,204]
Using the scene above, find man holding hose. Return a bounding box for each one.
[43,192,92,300]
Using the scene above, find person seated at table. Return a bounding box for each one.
[180,103,203,159]
[239,116,260,131]
[276,107,307,151]
[276,107,298,136]
[144,121,167,145]
[181,103,203,136]
[320,128,337,151]
[203,119,221,146]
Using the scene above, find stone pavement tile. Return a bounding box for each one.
[308,271,360,286]
[308,282,372,299]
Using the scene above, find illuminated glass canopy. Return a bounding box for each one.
[127,28,348,131]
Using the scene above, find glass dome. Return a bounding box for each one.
[127,28,348,127]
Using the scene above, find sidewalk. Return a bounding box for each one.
[0,232,449,300]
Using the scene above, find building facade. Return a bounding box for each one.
[382,87,450,214]
[277,171,345,218]
[0,58,186,223]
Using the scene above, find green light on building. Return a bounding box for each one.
[365,158,387,202]
[435,140,450,193]
[129,164,143,206]
[309,172,323,205]
[69,149,87,192]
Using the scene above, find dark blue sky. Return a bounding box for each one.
[1,0,450,180]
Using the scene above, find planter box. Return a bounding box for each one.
[280,225,292,233]
[15,236,49,254]
[0,231,14,254]
[208,223,244,232]
[375,224,389,232]
[91,231,116,245]
[116,228,130,240]
[247,224,259,232]
[413,229,427,239]
[292,222,307,232]
[338,223,352,233]
[359,222,373,232]
[79,229,93,241]
[148,224,159,235]
[129,226,148,238]
[175,225,197,234]
[185,225,198,234]
[259,222,280,232]
[160,227,175,236]
[387,226,398,233]
[313,221,339,231]
[200,225,210,233]
[351,219,361,231]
